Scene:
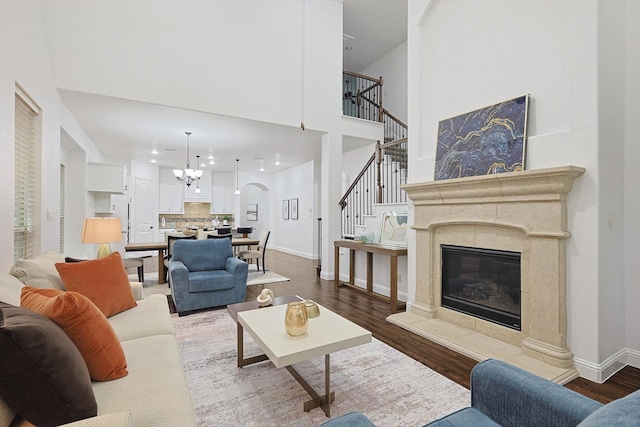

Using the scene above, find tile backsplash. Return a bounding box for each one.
[160,202,233,230]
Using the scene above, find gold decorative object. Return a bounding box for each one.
[304,300,320,318]
[284,301,308,336]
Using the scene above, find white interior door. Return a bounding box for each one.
[134,177,155,244]
[111,194,129,255]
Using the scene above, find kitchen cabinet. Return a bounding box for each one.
[159,184,184,213]
[211,185,234,214]
[87,163,128,194]
[159,228,176,243]
[95,193,121,214]
[184,172,212,202]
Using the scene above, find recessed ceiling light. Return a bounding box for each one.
[345,45,352,51]
[150,159,156,163]
[151,149,158,155]
[208,155,214,160]
[209,160,215,165]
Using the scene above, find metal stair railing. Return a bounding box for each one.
[339,138,408,237]
[343,71,383,123]
[340,70,408,238]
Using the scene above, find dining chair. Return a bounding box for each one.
[237,230,270,273]
[207,233,232,240]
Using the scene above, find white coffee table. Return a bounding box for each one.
[236,301,372,416]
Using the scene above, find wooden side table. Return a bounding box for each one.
[333,240,407,312]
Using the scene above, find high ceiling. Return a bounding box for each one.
[343,0,408,73]
[60,0,407,174]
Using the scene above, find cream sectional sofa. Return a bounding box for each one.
[0,252,196,427]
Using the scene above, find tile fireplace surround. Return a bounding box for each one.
[388,166,585,384]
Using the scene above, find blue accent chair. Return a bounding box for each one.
[168,238,248,316]
[320,358,640,427]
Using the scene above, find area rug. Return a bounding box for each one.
[171,309,470,426]
[131,269,289,296]
[247,270,290,286]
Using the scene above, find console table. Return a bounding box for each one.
[333,240,407,312]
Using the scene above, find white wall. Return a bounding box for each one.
[0,1,61,270]
[271,161,318,259]
[53,0,343,137]
[237,184,269,240]
[408,0,639,381]
[342,143,376,194]
[595,0,627,376]
[239,171,273,240]
[624,0,640,364]
[60,143,88,258]
[360,41,408,124]
[54,0,304,129]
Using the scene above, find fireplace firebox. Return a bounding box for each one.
[441,245,521,330]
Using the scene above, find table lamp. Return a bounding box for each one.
[81,217,122,258]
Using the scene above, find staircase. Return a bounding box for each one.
[341,71,408,237]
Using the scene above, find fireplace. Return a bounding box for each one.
[441,245,521,330]
[389,166,585,383]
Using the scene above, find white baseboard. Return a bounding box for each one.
[320,271,334,281]
[574,348,640,383]
[269,245,313,260]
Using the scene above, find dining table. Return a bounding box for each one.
[125,237,260,285]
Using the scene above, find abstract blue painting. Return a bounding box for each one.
[434,95,530,181]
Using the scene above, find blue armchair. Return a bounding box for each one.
[320,358,640,427]
[168,238,248,316]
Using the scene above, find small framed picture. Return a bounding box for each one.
[247,204,258,221]
[291,198,299,220]
[380,211,408,247]
[283,199,290,220]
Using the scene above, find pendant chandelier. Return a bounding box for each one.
[173,131,203,187]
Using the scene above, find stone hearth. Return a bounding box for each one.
[388,166,584,383]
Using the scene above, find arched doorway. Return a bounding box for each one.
[236,182,269,238]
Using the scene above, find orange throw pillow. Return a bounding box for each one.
[55,252,137,317]
[20,286,128,381]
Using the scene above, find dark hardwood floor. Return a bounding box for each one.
[243,249,640,405]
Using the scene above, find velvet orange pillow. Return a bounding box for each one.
[55,252,137,317]
[20,286,128,381]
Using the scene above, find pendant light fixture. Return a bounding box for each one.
[173,132,203,187]
[194,155,202,193]
[235,159,240,195]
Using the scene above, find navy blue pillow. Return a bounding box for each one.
[0,302,97,426]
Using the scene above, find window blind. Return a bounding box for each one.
[14,93,37,260]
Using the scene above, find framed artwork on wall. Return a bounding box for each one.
[291,198,299,220]
[247,204,258,221]
[282,199,289,220]
[434,94,530,181]
[380,211,408,247]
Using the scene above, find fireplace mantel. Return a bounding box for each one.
[402,165,585,205]
[389,166,585,383]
